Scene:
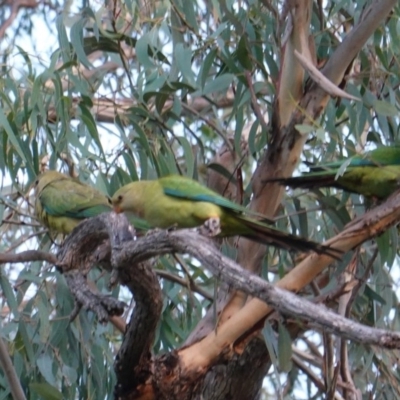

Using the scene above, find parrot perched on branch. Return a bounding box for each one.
[269,146,400,199]
[34,170,112,234]
[111,175,340,257]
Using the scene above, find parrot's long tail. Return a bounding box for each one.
[241,217,342,259]
[265,174,339,190]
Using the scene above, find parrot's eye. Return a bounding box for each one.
[117,195,123,201]
[34,179,39,186]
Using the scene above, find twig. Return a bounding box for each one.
[0,0,39,41]
[0,250,57,265]
[0,335,26,400]
[244,70,270,134]
[109,315,126,333]
[181,102,233,152]
[338,254,362,400]
[294,50,360,101]
[292,346,321,368]
[323,332,337,396]
[156,268,213,301]
[5,229,48,253]
[0,219,41,227]
[292,353,345,399]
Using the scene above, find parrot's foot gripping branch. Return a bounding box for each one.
[199,217,222,237]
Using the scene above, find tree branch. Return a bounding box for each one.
[321,0,396,86]
[46,93,236,125]
[0,0,39,41]
[156,269,213,301]
[55,198,400,398]
[180,188,400,368]
[0,250,57,265]
[111,225,400,350]
[0,335,26,400]
[18,188,400,398]
[58,213,162,397]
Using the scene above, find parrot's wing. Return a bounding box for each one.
[353,146,400,166]
[310,146,400,172]
[161,175,273,222]
[39,180,111,218]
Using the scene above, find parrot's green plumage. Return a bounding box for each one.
[35,171,112,234]
[111,175,340,256]
[272,146,400,199]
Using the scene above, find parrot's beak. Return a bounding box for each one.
[113,205,122,214]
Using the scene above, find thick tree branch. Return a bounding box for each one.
[111,226,400,352]
[58,213,162,397]
[106,215,163,398]
[277,0,312,127]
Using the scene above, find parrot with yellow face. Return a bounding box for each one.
[34,170,112,234]
[111,175,340,257]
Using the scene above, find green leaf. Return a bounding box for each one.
[77,103,104,156]
[122,152,139,182]
[30,383,63,400]
[177,136,195,177]
[174,43,196,86]
[182,0,199,33]
[292,198,308,238]
[335,158,353,178]
[37,353,56,386]
[16,46,33,77]
[143,76,167,102]
[83,35,121,54]
[295,124,315,135]
[248,119,260,156]
[278,322,292,372]
[364,284,386,306]
[70,17,92,68]
[376,229,390,265]
[0,108,27,164]
[207,162,238,183]
[37,293,51,343]
[202,73,234,96]
[198,48,217,88]
[136,34,155,68]
[56,15,72,63]
[373,99,398,117]
[262,323,279,370]
[236,36,252,70]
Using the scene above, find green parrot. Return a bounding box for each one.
[111,175,340,256]
[270,146,400,199]
[34,170,112,234]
